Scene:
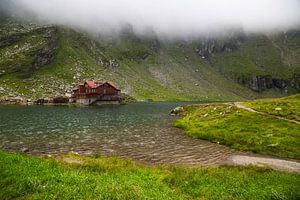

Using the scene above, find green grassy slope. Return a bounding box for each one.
[271,30,300,76]
[0,21,299,100]
[210,32,300,93]
[1,151,299,199]
[243,94,300,122]
[211,35,282,78]
[174,94,300,159]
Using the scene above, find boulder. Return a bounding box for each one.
[171,106,184,115]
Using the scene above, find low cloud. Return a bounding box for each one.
[3,0,300,38]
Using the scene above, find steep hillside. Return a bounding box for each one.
[206,32,300,93]
[0,20,299,101]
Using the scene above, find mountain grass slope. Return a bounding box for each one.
[0,20,299,101]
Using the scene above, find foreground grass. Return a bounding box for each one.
[243,94,300,122]
[175,102,300,160]
[0,151,300,200]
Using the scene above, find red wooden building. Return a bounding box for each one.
[72,81,121,105]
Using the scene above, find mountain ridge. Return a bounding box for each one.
[0,19,299,101]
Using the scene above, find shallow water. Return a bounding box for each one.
[0,102,234,165]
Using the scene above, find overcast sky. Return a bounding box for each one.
[4,0,300,38]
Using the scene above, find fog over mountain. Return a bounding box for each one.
[2,0,300,38]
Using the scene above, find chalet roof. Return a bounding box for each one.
[84,81,120,90]
[86,81,98,88]
[105,82,120,91]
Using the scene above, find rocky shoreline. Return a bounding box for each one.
[0,96,71,105]
[0,93,135,105]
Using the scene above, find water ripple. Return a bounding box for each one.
[0,103,234,165]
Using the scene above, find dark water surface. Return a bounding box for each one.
[0,102,234,165]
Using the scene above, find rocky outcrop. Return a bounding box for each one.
[195,31,300,93]
[272,76,300,91]
[236,74,300,92]
[32,27,59,69]
[0,97,25,104]
[0,26,57,48]
[53,96,69,104]
[0,33,26,48]
[0,25,59,78]
[195,34,246,58]
[196,40,236,58]
[236,75,273,92]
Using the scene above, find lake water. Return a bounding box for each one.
[0,102,234,165]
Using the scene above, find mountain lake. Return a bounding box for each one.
[0,102,235,165]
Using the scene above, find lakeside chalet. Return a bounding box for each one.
[72,81,121,105]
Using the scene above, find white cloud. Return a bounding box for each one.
[6,0,300,38]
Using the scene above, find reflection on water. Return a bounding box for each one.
[0,102,234,165]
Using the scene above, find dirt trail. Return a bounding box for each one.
[233,102,300,125]
[233,102,258,113]
[223,102,300,173]
[227,155,300,173]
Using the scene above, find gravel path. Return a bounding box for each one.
[225,102,300,172]
[233,102,300,125]
[226,155,300,173]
